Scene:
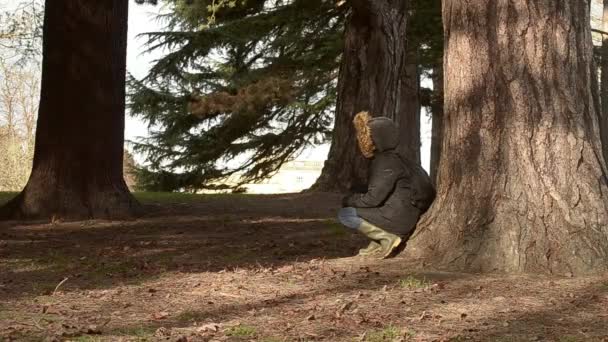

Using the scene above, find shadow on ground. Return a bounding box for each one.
[0,192,365,301]
[1,193,607,341]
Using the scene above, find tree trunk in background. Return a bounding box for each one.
[398,52,421,163]
[429,63,443,186]
[311,0,418,192]
[601,0,608,164]
[0,0,141,220]
[406,0,608,275]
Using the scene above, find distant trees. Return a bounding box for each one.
[0,0,43,63]
[0,61,38,191]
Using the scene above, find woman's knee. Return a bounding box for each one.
[337,207,362,229]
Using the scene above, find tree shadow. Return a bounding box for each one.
[93,270,608,341]
[0,193,369,301]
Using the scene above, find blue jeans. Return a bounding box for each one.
[338,207,363,229]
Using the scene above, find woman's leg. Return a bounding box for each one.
[337,207,363,229]
[337,207,382,256]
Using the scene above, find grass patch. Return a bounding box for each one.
[0,191,17,205]
[323,219,347,237]
[225,325,257,338]
[111,326,157,340]
[260,338,284,342]
[221,249,252,263]
[559,337,581,342]
[491,337,519,342]
[70,336,104,342]
[133,191,251,204]
[175,310,207,323]
[399,275,431,289]
[365,325,411,342]
[0,191,252,207]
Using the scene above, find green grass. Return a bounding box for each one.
[111,326,157,341]
[0,191,17,205]
[559,336,581,342]
[133,191,251,203]
[324,219,348,237]
[175,310,207,323]
[259,338,284,342]
[225,325,258,338]
[69,336,104,342]
[399,275,431,289]
[365,325,408,342]
[0,191,253,207]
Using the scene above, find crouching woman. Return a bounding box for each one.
[338,111,436,259]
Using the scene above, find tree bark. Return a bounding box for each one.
[429,63,443,186]
[398,52,422,163]
[0,0,141,220]
[405,0,608,275]
[600,0,608,164]
[311,0,418,192]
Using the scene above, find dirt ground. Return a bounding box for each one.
[0,192,607,342]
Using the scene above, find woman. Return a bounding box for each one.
[338,111,436,259]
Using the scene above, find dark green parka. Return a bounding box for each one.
[343,117,436,236]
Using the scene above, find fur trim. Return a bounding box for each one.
[353,111,374,158]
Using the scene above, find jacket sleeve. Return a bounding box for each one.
[344,157,399,208]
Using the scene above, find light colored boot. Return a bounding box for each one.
[357,221,402,259]
[357,241,381,256]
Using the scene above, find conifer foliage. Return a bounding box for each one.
[129,0,345,191]
[130,0,441,191]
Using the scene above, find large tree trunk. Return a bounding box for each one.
[398,53,422,163]
[429,63,443,186]
[405,0,608,275]
[601,0,608,164]
[0,0,141,220]
[311,0,417,192]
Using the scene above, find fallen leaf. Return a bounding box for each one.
[197,323,221,333]
[86,325,101,335]
[419,311,432,321]
[337,301,355,317]
[153,327,170,338]
[152,311,169,320]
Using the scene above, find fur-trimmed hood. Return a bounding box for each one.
[367,117,399,152]
[354,112,399,158]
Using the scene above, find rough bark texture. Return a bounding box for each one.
[311,0,418,192]
[601,0,608,164]
[429,63,443,186]
[405,0,608,275]
[398,53,422,163]
[0,0,141,220]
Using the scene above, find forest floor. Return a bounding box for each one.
[0,192,607,342]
